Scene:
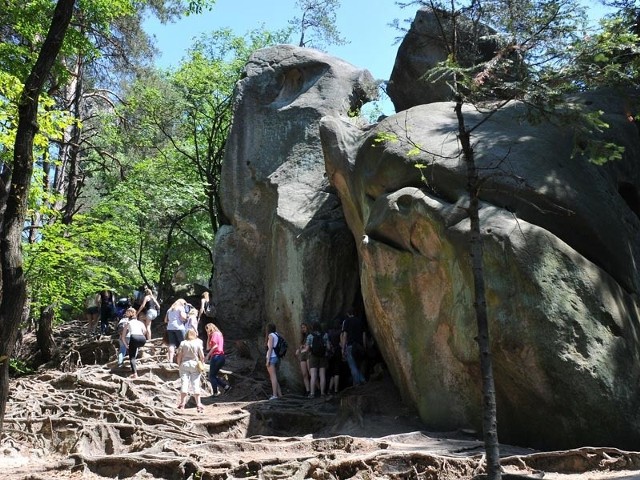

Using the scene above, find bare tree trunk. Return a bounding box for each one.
[62,54,84,225]
[0,0,75,435]
[454,100,501,480]
[37,305,57,362]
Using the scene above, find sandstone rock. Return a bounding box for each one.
[320,91,640,449]
[387,8,503,111]
[212,46,377,383]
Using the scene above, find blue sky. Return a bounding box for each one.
[144,0,613,115]
[145,0,410,80]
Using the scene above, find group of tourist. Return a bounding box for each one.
[95,288,228,412]
[90,285,374,406]
[85,287,160,336]
[163,293,229,412]
[266,309,370,401]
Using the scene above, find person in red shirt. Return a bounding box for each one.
[205,323,231,396]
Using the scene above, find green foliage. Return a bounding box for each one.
[373,132,399,145]
[418,0,640,165]
[289,0,348,50]
[9,358,34,377]
[24,215,127,321]
[567,17,640,88]
[185,0,216,15]
[0,71,73,169]
[67,27,292,295]
[569,109,626,164]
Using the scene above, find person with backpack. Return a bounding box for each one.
[98,289,117,335]
[198,291,216,322]
[302,321,329,398]
[198,291,216,344]
[265,323,283,400]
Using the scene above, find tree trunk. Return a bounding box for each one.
[0,0,75,435]
[62,54,84,225]
[454,100,502,480]
[37,305,57,362]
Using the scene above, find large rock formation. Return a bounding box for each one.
[212,25,640,450]
[320,91,640,449]
[212,45,377,382]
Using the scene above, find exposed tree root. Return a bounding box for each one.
[3,319,640,479]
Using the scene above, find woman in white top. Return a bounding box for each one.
[176,328,205,412]
[164,298,187,363]
[117,307,136,367]
[185,307,199,334]
[265,323,282,400]
[121,311,149,379]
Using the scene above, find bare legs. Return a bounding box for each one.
[177,370,204,412]
[143,315,152,340]
[309,367,326,397]
[329,372,339,394]
[267,361,282,399]
[299,358,310,394]
[86,312,99,333]
[139,316,152,356]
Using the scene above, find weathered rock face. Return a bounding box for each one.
[213,35,640,449]
[212,46,377,381]
[320,91,640,449]
[387,8,502,111]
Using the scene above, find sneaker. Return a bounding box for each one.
[269,395,278,400]
[223,385,231,393]
[212,390,221,397]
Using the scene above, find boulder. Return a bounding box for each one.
[212,45,377,381]
[320,91,640,449]
[387,8,504,111]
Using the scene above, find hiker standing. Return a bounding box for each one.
[117,307,136,367]
[295,322,311,396]
[303,321,328,398]
[326,318,343,394]
[265,323,283,400]
[340,310,366,386]
[84,292,100,333]
[175,328,206,412]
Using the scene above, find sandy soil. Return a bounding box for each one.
[2,321,640,479]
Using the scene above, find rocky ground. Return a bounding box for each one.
[2,320,640,479]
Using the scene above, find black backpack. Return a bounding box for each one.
[203,301,216,319]
[310,332,326,357]
[273,333,288,358]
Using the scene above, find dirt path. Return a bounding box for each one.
[2,321,640,479]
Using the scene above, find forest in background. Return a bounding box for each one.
[3,3,640,479]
